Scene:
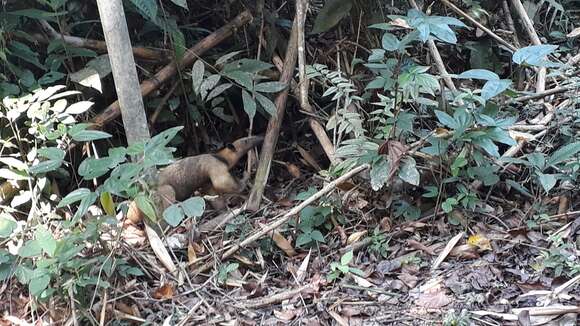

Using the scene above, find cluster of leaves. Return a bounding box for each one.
[189,53,286,124]
[307,8,579,227]
[0,86,198,300]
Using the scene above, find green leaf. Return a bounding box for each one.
[216,51,242,66]
[29,159,62,175]
[191,61,205,94]
[481,79,511,100]
[506,179,533,197]
[0,214,17,238]
[422,186,439,198]
[311,0,353,34]
[78,157,113,179]
[206,83,232,101]
[526,152,546,170]
[71,192,98,224]
[170,0,188,9]
[340,250,353,265]
[57,188,91,208]
[381,32,400,51]
[163,204,184,227]
[241,90,256,120]
[370,159,390,191]
[473,137,500,157]
[19,240,42,258]
[181,197,205,218]
[547,142,580,166]
[135,195,156,221]
[255,93,277,116]
[512,44,558,66]
[129,0,158,21]
[36,227,56,257]
[434,110,457,129]
[310,230,326,243]
[29,274,50,296]
[254,81,287,93]
[457,69,499,81]
[69,130,112,142]
[37,147,65,160]
[537,173,557,193]
[399,157,420,186]
[224,71,253,90]
[296,233,312,247]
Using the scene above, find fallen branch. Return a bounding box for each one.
[38,20,168,61]
[246,15,300,211]
[509,84,578,103]
[194,163,370,274]
[239,282,318,308]
[90,10,253,129]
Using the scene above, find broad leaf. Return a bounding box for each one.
[181,197,205,218]
[311,0,353,34]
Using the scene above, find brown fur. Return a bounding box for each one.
[126,136,263,224]
[157,135,263,201]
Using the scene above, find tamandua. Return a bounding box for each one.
[127,135,263,224]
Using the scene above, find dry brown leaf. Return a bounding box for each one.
[277,197,295,207]
[336,181,356,191]
[432,232,464,270]
[187,244,197,264]
[414,279,452,309]
[351,274,374,288]
[272,230,297,257]
[347,231,367,245]
[286,163,302,178]
[449,244,479,259]
[152,283,174,300]
[296,145,322,171]
[295,250,311,283]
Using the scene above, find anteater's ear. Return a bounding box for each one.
[225,143,237,151]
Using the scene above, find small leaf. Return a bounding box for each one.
[100,192,116,216]
[65,101,93,115]
[255,93,277,116]
[547,142,580,166]
[481,79,511,100]
[170,0,188,9]
[191,61,205,93]
[29,159,62,175]
[29,274,50,296]
[340,250,353,265]
[254,81,287,93]
[399,157,420,186]
[537,173,557,193]
[19,240,42,258]
[241,90,256,120]
[57,188,91,208]
[370,159,390,191]
[181,197,205,218]
[37,147,65,160]
[135,195,156,221]
[69,130,111,142]
[35,227,56,257]
[310,230,326,243]
[457,69,499,81]
[163,204,184,227]
[381,32,400,51]
[434,110,457,129]
[0,214,17,238]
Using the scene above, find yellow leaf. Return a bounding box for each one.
[99,191,115,216]
[467,234,491,251]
